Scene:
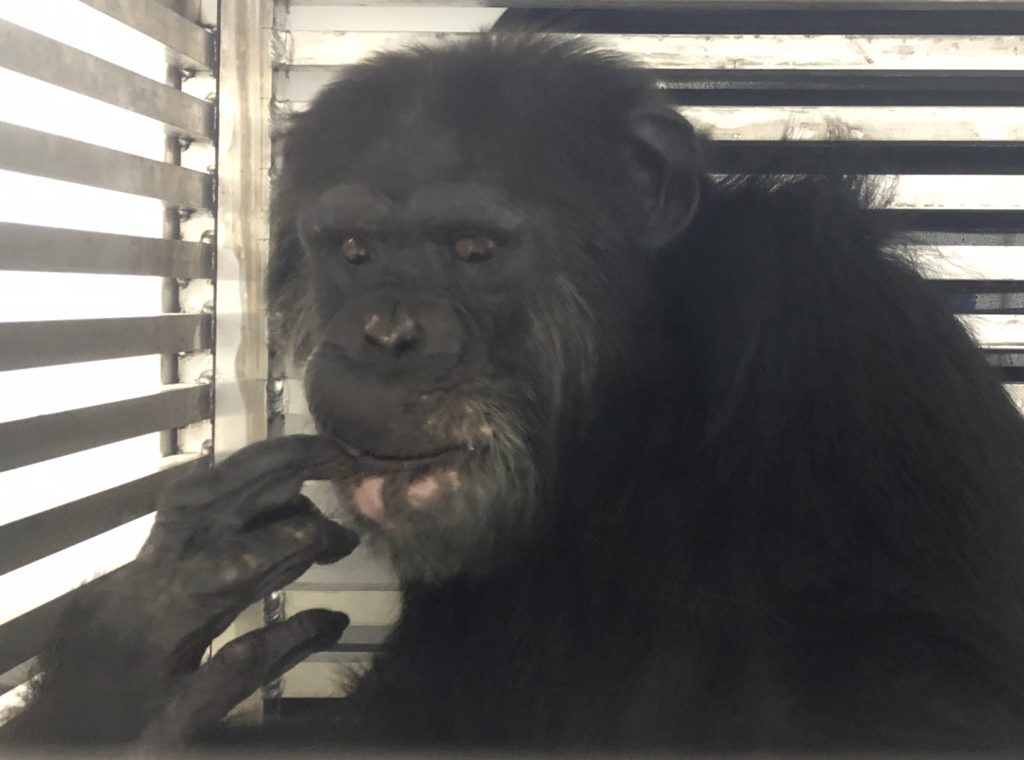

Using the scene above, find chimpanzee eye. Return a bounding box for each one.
[453,235,497,263]
[340,236,370,264]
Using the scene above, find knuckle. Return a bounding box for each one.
[218,558,249,584]
[276,516,322,546]
[219,550,268,585]
[217,637,264,671]
[239,552,263,570]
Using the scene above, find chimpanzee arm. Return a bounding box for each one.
[1,435,359,747]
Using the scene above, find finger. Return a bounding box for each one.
[197,478,314,536]
[236,492,318,533]
[201,469,356,536]
[217,434,356,483]
[149,437,356,555]
[160,435,354,513]
[139,609,349,746]
[146,486,312,558]
[147,513,356,675]
[182,512,359,602]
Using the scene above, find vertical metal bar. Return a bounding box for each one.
[263,348,288,720]
[261,589,287,722]
[214,0,270,462]
[162,66,185,459]
[212,0,273,726]
[263,0,292,721]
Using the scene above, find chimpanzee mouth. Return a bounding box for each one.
[333,439,466,473]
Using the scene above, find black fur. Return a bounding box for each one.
[263,36,1024,751]
[9,34,1024,752]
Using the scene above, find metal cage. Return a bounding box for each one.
[1,0,1023,725]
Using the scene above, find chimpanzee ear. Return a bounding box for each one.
[627,106,702,251]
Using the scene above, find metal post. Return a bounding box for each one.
[212,0,274,725]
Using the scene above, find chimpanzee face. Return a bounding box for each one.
[268,38,700,582]
[294,150,600,582]
[297,178,535,465]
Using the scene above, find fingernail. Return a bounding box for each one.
[320,611,350,642]
[297,609,350,645]
[328,611,350,628]
[316,523,361,564]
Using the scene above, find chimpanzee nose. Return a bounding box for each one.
[323,291,463,365]
[364,301,420,353]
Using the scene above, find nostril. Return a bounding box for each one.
[364,313,383,336]
[364,311,421,353]
[393,315,418,343]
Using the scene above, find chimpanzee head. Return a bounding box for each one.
[268,36,702,582]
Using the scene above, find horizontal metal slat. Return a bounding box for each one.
[278,31,1024,69]
[705,140,1024,175]
[0,586,84,675]
[0,455,208,575]
[936,280,1024,295]
[986,351,1024,383]
[273,71,1024,113]
[494,5,1024,34]
[0,123,212,209]
[938,282,1024,315]
[0,314,212,372]
[679,106,1024,143]
[0,561,139,675]
[77,0,215,70]
[656,70,1024,107]
[328,625,389,653]
[0,19,212,139]
[0,383,212,473]
[882,210,1024,242]
[0,660,33,694]
[955,296,1024,316]
[909,231,1024,247]
[0,222,213,277]
[986,348,1024,362]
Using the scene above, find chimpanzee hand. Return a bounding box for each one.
[5,435,359,746]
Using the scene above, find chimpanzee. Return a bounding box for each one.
[6,34,1024,752]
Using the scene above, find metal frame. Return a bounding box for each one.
[0,0,221,696]
[0,19,214,139]
[211,0,276,724]
[213,0,273,463]
[77,0,216,69]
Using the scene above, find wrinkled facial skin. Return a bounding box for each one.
[287,177,603,583]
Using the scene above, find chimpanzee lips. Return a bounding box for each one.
[330,438,465,473]
[331,440,470,524]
